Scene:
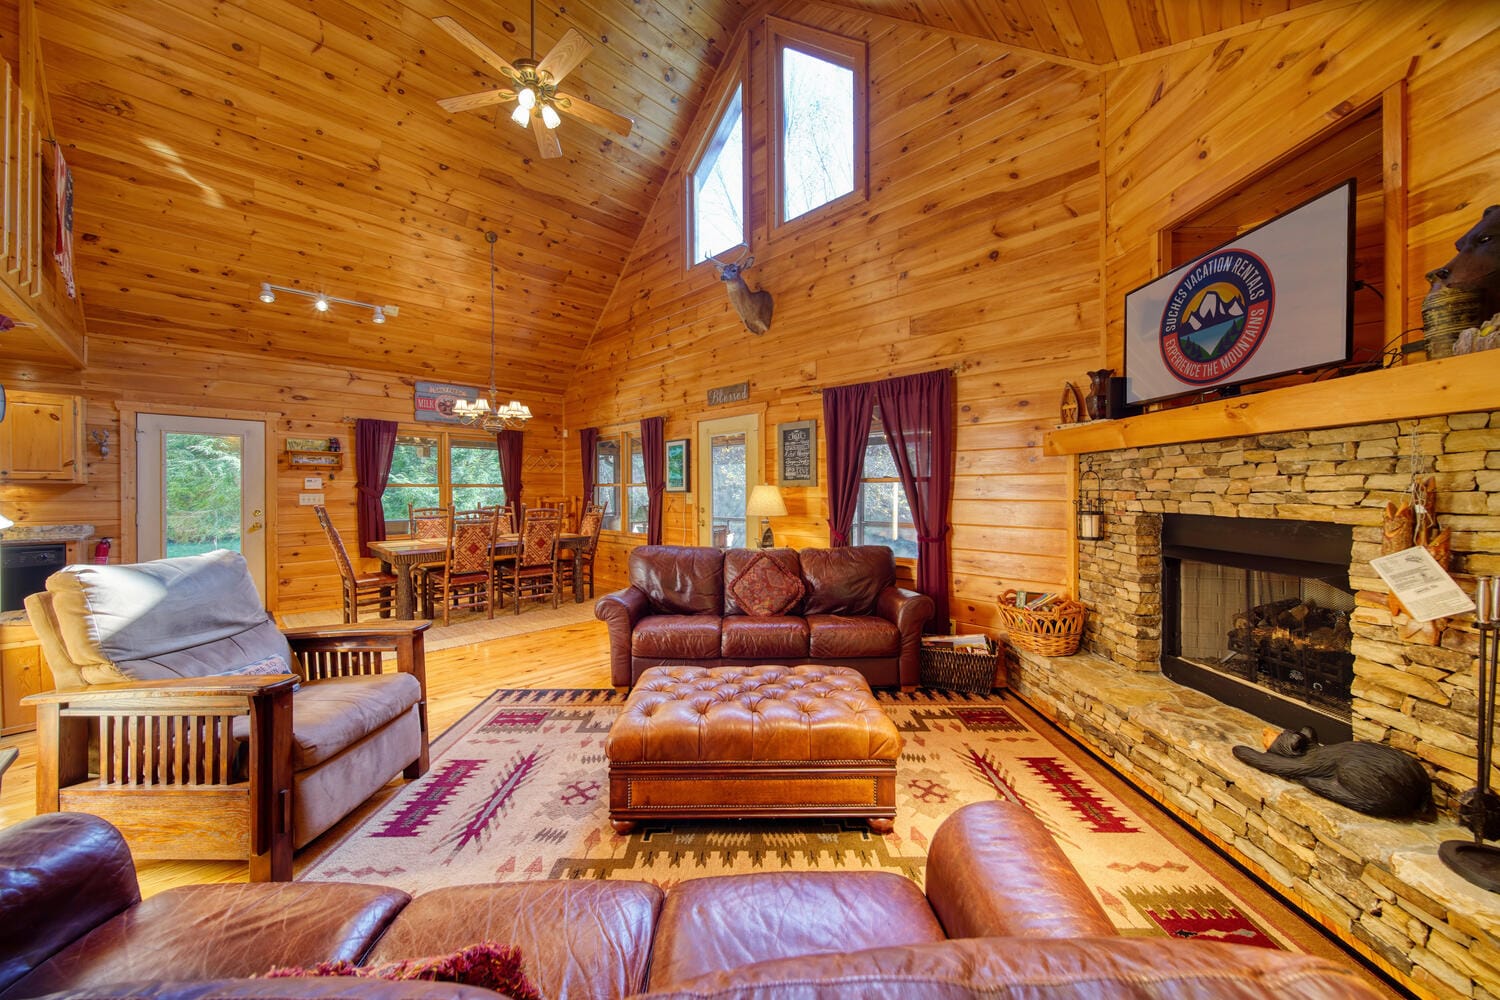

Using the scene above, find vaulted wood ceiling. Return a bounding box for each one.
[32,0,1326,393]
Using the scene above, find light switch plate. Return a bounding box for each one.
[303,476,323,489]
[299,493,325,506]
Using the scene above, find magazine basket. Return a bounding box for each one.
[998,593,1086,656]
[919,637,1001,694]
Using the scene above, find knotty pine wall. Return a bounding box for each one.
[1101,0,1500,367]
[0,336,566,614]
[566,2,1105,633]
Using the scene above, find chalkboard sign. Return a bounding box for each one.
[777,420,817,487]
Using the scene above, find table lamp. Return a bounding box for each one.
[745,484,787,549]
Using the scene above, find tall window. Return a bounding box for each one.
[854,409,917,558]
[380,433,504,532]
[689,78,746,264]
[593,432,650,536]
[768,18,866,232]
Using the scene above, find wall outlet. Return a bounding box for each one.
[299,493,325,506]
[303,476,323,489]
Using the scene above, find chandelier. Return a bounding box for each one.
[453,231,532,432]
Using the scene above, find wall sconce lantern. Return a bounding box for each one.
[1077,461,1104,542]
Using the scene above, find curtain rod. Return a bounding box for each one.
[809,364,962,394]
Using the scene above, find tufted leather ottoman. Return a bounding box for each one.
[606,664,902,834]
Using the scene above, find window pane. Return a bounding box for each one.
[595,484,620,531]
[710,432,747,547]
[627,485,650,534]
[453,486,507,510]
[694,86,744,263]
[382,485,440,532]
[164,432,242,558]
[389,436,439,485]
[858,481,917,559]
[781,46,854,222]
[596,438,620,485]
[450,438,501,486]
[629,436,645,484]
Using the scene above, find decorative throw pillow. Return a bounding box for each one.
[728,550,805,617]
[266,942,540,1000]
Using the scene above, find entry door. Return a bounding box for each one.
[137,414,268,598]
[696,413,762,548]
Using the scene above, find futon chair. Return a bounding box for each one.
[23,549,430,882]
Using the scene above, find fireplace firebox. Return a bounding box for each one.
[1162,514,1354,742]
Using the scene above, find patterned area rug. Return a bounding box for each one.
[302,688,1294,948]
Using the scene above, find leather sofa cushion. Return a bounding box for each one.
[647,871,944,991]
[724,549,804,616]
[370,880,663,1000]
[632,616,723,660]
[720,616,808,659]
[644,935,1385,999]
[608,665,901,763]
[630,545,725,615]
[799,547,895,616]
[7,882,410,997]
[26,980,513,1000]
[807,614,899,658]
[230,673,421,770]
[41,550,294,686]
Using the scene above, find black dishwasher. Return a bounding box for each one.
[1,542,68,613]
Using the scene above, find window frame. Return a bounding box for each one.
[766,17,869,240]
[852,407,918,560]
[593,428,651,537]
[380,430,506,535]
[684,43,750,271]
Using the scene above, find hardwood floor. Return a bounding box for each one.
[0,618,614,897]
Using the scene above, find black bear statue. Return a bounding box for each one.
[1232,727,1431,818]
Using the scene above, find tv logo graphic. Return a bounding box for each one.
[1158,249,1275,385]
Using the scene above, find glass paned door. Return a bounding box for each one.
[137,414,267,599]
[697,413,761,548]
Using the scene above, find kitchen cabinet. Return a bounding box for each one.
[0,390,86,483]
[1,618,53,735]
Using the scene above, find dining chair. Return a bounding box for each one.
[501,507,563,615]
[560,502,605,600]
[314,505,397,623]
[407,505,451,616]
[420,508,498,626]
[475,504,513,534]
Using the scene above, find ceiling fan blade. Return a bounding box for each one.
[436,88,517,114]
[536,28,593,85]
[555,91,634,137]
[533,117,563,159]
[432,16,520,80]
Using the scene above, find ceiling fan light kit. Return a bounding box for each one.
[258,282,395,324]
[433,2,633,159]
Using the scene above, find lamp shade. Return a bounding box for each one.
[0,511,11,531]
[745,484,787,518]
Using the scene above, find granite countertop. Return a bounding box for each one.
[0,523,94,543]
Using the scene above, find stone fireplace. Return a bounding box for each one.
[1009,403,1500,996]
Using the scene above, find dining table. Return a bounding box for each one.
[368,532,590,621]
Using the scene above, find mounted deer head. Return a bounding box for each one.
[709,249,774,335]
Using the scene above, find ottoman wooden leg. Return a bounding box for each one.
[610,818,637,834]
[868,817,894,834]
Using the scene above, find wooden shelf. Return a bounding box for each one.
[286,449,343,469]
[1044,351,1500,456]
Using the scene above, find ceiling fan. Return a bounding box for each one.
[433,2,633,159]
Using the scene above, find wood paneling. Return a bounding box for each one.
[0,336,567,615]
[567,5,1103,634]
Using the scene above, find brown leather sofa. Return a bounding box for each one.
[595,545,935,689]
[1,802,1379,1000]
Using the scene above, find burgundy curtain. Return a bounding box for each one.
[579,427,599,513]
[641,416,665,544]
[875,369,955,630]
[496,429,524,527]
[354,418,398,558]
[821,382,875,546]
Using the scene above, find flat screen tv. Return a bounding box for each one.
[1123,179,1355,407]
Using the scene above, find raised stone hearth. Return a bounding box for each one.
[1030,407,1500,997]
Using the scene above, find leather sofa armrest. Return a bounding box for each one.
[924,800,1115,939]
[0,814,142,996]
[596,588,650,687]
[876,587,935,688]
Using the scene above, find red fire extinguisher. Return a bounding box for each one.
[93,537,111,564]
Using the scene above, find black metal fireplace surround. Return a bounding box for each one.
[1162,513,1355,743]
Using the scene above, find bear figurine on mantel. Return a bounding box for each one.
[1232,727,1432,818]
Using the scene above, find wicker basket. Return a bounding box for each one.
[919,637,1001,693]
[997,593,1086,656]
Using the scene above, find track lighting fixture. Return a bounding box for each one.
[257,283,396,323]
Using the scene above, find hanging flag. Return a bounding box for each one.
[53,144,76,299]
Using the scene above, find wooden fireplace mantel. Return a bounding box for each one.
[1044,350,1500,457]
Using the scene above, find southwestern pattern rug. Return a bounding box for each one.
[302,688,1292,948]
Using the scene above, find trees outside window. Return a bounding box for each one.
[854,408,917,558]
[380,433,504,532]
[595,437,621,531]
[689,80,746,264]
